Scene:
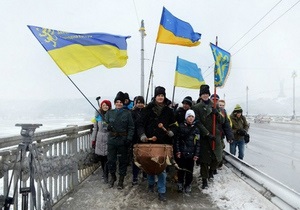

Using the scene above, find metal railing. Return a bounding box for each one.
[0,124,99,210]
[224,151,300,210]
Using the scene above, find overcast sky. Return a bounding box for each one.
[1,0,299,109]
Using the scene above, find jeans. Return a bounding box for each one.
[230,138,245,160]
[148,170,167,193]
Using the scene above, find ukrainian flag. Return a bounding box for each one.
[156,7,201,47]
[174,57,205,89]
[210,43,231,88]
[28,25,130,75]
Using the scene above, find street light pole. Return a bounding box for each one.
[292,71,297,120]
[246,86,249,116]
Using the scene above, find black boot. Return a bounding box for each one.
[109,173,116,188]
[117,176,125,189]
[209,169,214,180]
[148,184,154,193]
[158,193,167,202]
[202,178,208,189]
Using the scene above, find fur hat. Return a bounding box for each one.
[182,96,193,107]
[124,93,130,100]
[233,104,243,113]
[100,100,112,109]
[199,84,210,96]
[210,94,220,100]
[185,109,195,119]
[114,91,126,104]
[154,86,166,98]
[135,96,145,104]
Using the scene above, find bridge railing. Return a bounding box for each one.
[0,124,98,209]
[224,151,300,210]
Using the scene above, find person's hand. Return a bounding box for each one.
[212,108,219,116]
[92,140,96,149]
[207,134,216,141]
[227,139,233,144]
[167,130,174,137]
[125,139,131,146]
[237,129,247,136]
[176,152,181,158]
[140,134,148,142]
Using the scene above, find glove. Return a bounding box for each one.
[167,130,174,137]
[125,139,132,146]
[237,129,247,136]
[227,139,233,144]
[211,108,219,116]
[92,140,96,149]
[207,134,216,141]
[107,124,114,132]
[244,134,250,143]
[140,134,148,142]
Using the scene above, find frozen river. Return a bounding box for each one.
[226,122,300,193]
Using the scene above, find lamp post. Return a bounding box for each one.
[246,86,249,116]
[292,71,297,120]
[139,20,146,97]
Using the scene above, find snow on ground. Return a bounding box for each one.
[56,165,280,210]
[202,166,280,210]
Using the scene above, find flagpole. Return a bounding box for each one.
[212,36,218,150]
[65,75,101,115]
[171,86,176,105]
[145,43,158,103]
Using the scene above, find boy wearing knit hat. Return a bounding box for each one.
[175,109,200,193]
[174,96,193,124]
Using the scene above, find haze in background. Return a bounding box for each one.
[0,0,299,117]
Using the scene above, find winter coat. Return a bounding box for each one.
[105,108,134,146]
[220,109,234,141]
[137,101,177,145]
[192,100,225,163]
[175,122,201,159]
[131,107,144,144]
[230,113,249,140]
[91,115,108,156]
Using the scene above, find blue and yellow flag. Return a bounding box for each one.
[156,7,201,47]
[210,43,231,88]
[174,57,205,89]
[28,25,130,75]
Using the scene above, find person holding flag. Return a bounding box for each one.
[192,84,224,189]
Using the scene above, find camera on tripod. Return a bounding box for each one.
[2,123,52,210]
[15,124,42,138]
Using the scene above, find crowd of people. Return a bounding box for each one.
[91,84,250,202]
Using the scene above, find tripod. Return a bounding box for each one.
[4,124,52,210]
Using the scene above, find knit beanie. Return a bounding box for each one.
[154,86,166,98]
[185,109,195,119]
[233,104,243,113]
[210,94,220,100]
[182,96,193,107]
[199,84,211,96]
[114,91,126,104]
[135,96,145,104]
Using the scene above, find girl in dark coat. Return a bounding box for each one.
[175,109,200,193]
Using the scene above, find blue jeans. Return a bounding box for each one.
[148,170,166,194]
[230,138,245,160]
